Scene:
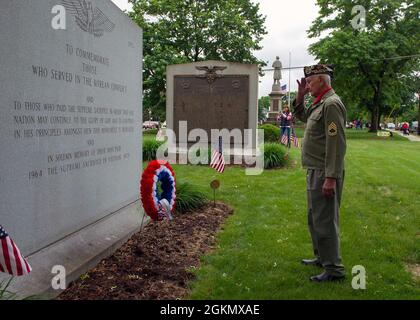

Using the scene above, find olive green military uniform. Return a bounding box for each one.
[292,89,347,277]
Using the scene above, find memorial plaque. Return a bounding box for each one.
[173,75,249,146]
[0,0,142,255]
[167,61,258,151]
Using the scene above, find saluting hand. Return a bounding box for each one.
[296,77,309,104]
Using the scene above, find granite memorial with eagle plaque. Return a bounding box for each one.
[0,0,142,257]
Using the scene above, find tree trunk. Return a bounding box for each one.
[377,110,382,130]
[369,90,381,132]
[194,45,200,61]
[369,106,379,132]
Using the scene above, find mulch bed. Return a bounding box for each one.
[57,202,234,300]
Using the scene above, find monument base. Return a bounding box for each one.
[168,146,259,165]
[0,201,145,299]
[267,89,284,126]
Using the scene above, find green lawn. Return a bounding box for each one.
[144,129,420,299]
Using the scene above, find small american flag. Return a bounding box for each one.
[281,84,287,91]
[210,137,225,173]
[0,225,32,276]
[291,127,300,148]
[281,134,289,145]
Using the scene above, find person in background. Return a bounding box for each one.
[402,122,410,135]
[279,106,293,147]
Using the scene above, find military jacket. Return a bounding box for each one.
[292,89,347,178]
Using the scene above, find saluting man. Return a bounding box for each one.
[292,64,347,282]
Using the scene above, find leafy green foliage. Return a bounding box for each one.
[129,0,267,118]
[308,0,420,131]
[258,124,280,143]
[258,96,270,122]
[262,143,288,169]
[175,181,207,213]
[400,103,419,122]
[281,91,297,107]
[143,128,159,135]
[143,139,164,161]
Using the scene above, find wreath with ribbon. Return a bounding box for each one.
[140,160,176,221]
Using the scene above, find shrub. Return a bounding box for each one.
[262,143,288,169]
[259,124,280,143]
[143,128,158,135]
[143,139,164,161]
[175,181,207,213]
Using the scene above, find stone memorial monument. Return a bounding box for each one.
[267,56,285,124]
[166,60,258,160]
[0,0,142,297]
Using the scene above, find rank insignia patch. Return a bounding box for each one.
[328,122,337,136]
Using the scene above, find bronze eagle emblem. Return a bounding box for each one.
[61,0,115,37]
[195,65,227,84]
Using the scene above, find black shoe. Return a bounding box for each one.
[310,271,345,282]
[301,258,322,267]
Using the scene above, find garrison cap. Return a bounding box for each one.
[304,64,334,78]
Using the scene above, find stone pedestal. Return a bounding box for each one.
[265,83,285,125]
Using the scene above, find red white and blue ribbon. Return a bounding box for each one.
[140,160,176,221]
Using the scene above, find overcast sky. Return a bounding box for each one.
[111,0,320,98]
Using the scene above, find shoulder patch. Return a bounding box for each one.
[328,122,337,136]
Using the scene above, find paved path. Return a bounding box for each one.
[392,130,420,142]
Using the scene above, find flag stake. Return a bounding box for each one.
[210,180,220,208]
[213,189,216,207]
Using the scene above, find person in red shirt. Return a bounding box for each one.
[402,122,409,135]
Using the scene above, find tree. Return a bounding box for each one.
[258,96,270,122]
[308,0,420,132]
[281,91,297,107]
[129,0,267,120]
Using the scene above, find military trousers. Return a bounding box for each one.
[306,169,345,276]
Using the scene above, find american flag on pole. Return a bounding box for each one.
[281,84,287,94]
[210,136,225,173]
[0,225,32,276]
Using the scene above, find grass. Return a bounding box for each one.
[143,129,420,299]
